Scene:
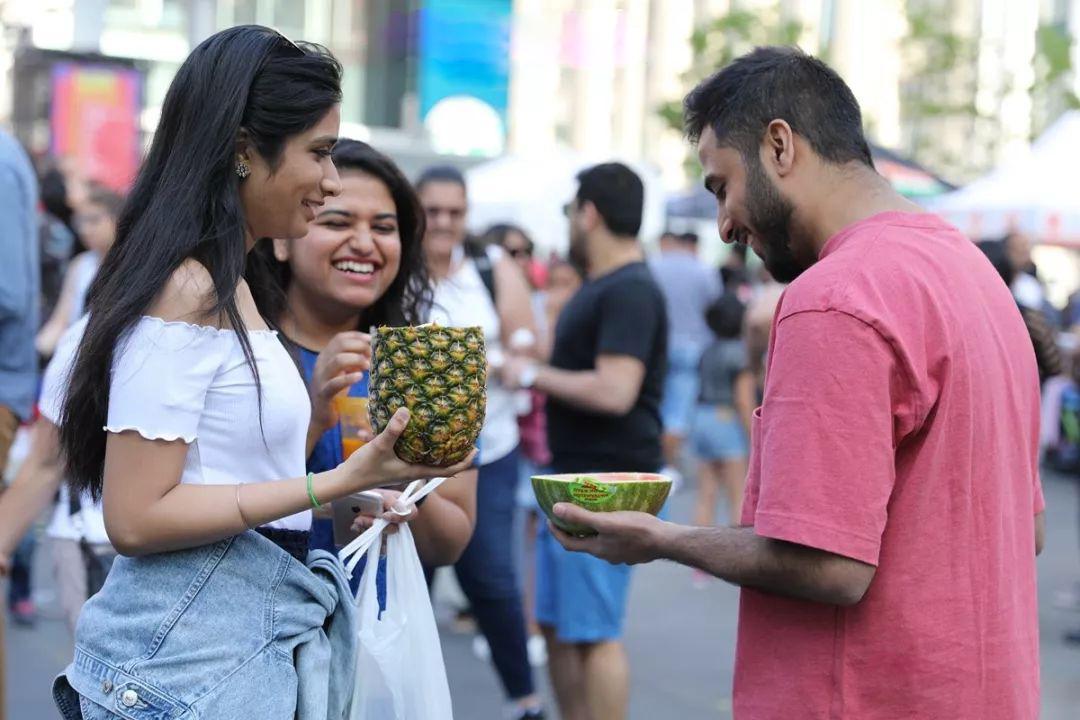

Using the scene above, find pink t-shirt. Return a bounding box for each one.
[735,212,1042,719]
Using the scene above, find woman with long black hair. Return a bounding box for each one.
[53,26,470,720]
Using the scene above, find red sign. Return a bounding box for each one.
[50,62,141,192]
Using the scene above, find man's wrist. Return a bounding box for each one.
[649,518,682,562]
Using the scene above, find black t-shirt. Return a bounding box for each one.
[546,261,668,473]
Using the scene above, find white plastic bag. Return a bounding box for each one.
[340,480,453,720]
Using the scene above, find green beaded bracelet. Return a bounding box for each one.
[306,472,322,509]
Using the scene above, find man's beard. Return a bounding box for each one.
[744,156,804,283]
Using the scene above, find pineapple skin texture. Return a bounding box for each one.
[368,325,487,466]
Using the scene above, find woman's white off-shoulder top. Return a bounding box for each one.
[106,316,312,531]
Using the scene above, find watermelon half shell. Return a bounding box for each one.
[532,472,672,536]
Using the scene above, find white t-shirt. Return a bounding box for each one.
[429,245,519,465]
[40,316,109,544]
[104,316,313,531]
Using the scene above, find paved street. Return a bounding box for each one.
[5,472,1080,718]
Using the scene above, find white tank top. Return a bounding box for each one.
[429,245,519,465]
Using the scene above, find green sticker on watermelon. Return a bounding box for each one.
[569,478,616,505]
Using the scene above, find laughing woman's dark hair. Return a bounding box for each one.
[61,26,342,499]
[250,138,433,328]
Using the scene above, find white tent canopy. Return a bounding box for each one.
[463,149,666,255]
[928,111,1080,244]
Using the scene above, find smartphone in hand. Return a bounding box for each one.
[331,491,384,547]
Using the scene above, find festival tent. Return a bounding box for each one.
[464,148,667,253]
[928,111,1080,245]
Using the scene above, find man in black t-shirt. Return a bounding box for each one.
[504,163,667,720]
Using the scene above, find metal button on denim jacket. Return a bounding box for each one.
[53,530,357,719]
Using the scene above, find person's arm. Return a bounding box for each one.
[103,410,472,556]
[732,368,756,437]
[493,254,538,356]
[35,255,82,357]
[552,309,907,606]
[0,419,65,572]
[407,469,477,566]
[505,277,659,415]
[527,355,645,416]
[549,506,874,606]
[102,264,473,556]
[0,165,33,324]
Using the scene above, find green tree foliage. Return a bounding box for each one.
[657,7,802,134]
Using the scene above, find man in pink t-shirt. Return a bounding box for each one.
[550,46,1043,719]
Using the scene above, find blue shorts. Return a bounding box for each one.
[692,404,748,461]
[535,520,632,643]
[661,343,704,435]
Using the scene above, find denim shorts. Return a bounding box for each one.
[661,343,704,435]
[535,520,632,643]
[692,404,749,461]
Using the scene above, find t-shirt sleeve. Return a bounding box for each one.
[105,317,231,443]
[754,309,904,566]
[595,279,663,363]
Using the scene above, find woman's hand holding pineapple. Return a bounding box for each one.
[340,407,475,492]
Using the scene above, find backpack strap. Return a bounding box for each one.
[463,240,497,304]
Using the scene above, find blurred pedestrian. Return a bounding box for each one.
[503,163,667,720]
[690,292,754,543]
[37,166,79,325]
[549,47,1044,720]
[487,221,548,290]
[252,138,478,576]
[978,238,1063,383]
[482,222,563,666]
[417,167,544,719]
[36,184,123,357]
[720,243,752,301]
[649,230,721,484]
[0,125,39,720]
[0,316,114,635]
[51,26,464,719]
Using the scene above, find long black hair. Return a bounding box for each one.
[250,139,433,329]
[61,26,342,499]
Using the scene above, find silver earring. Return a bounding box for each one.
[235,160,250,179]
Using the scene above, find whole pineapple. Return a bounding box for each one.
[368,324,487,466]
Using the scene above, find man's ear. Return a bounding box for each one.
[764,119,796,177]
[579,200,601,233]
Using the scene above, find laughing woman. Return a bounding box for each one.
[252,138,478,570]
[54,27,469,720]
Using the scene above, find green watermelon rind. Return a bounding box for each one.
[531,473,672,537]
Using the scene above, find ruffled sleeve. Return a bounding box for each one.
[105,316,232,443]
